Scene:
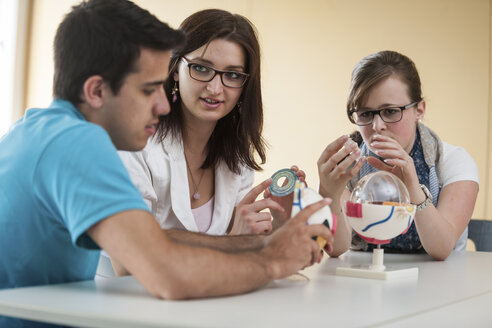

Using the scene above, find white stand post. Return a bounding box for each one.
[369,248,385,271]
[335,246,418,280]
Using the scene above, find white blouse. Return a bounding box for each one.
[118,135,254,235]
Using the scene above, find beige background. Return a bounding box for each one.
[22,0,490,219]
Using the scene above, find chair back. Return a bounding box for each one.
[468,219,492,252]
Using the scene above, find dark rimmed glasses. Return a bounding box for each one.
[181,57,249,88]
[350,101,419,126]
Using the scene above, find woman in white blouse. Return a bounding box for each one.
[120,10,299,237]
[318,50,479,260]
[98,9,303,277]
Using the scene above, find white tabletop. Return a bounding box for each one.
[1,251,492,327]
[379,291,492,327]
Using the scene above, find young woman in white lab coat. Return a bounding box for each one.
[119,9,301,237]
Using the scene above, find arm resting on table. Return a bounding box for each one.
[87,210,274,300]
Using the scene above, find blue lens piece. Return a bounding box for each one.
[268,168,297,197]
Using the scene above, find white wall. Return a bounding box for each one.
[0,0,29,137]
[24,0,490,218]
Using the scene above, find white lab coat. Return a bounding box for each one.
[118,135,254,235]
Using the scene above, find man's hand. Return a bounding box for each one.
[261,199,333,280]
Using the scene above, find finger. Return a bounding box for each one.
[289,165,306,182]
[371,148,406,160]
[347,156,365,176]
[296,170,307,183]
[263,188,271,199]
[310,240,322,264]
[253,211,274,222]
[249,198,285,213]
[370,140,401,152]
[314,249,324,263]
[323,242,333,254]
[336,149,362,172]
[314,246,324,263]
[307,223,333,244]
[370,134,398,143]
[336,140,360,163]
[321,142,359,174]
[383,157,414,170]
[317,135,349,166]
[291,198,331,224]
[239,178,272,205]
[253,220,273,234]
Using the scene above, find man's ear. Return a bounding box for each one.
[81,75,105,108]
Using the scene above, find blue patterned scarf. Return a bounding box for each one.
[348,123,442,253]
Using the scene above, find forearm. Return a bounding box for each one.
[109,229,267,276]
[158,242,277,299]
[413,207,459,260]
[319,187,352,257]
[170,199,335,298]
[113,236,276,299]
[89,211,276,300]
[413,182,478,260]
[166,229,266,252]
[111,258,130,276]
[328,199,352,257]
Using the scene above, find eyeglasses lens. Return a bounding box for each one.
[354,108,402,125]
[189,64,246,88]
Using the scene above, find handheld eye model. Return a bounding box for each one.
[269,169,337,249]
[336,171,418,280]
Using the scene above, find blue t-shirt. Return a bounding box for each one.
[0,99,148,287]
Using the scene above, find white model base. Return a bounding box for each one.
[335,248,418,280]
[336,265,418,280]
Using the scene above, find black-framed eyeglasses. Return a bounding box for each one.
[181,57,249,88]
[350,102,419,126]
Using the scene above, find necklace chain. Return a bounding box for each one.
[184,152,205,200]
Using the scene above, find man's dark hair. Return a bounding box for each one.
[53,0,184,105]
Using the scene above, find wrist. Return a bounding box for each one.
[258,247,280,280]
[318,185,329,197]
[413,184,433,211]
[319,186,340,200]
[237,234,267,251]
[266,258,281,280]
[411,189,426,206]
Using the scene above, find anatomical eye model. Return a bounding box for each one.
[345,171,416,245]
[337,171,418,280]
[269,168,337,249]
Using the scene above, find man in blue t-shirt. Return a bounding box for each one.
[0,0,332,326]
